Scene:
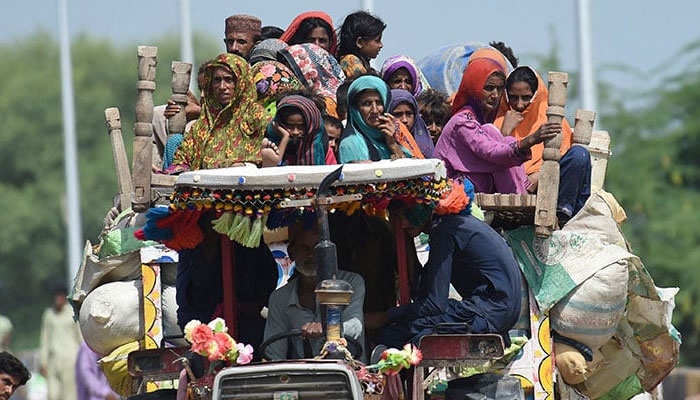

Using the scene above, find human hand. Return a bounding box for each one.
[184,102,201,121]
[273,121,291,139]
[501,110,523,136]
[377,113,398,143]
[527,172,540,193]
[102,206,120,232]
[521,122,560,150]
[164,99,180,119]
[106,393,119,400]
[531,122,561,144]
[300,322,324,339]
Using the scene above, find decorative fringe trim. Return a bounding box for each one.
[211,212,235,236]
[135,207,204,251]
[435,181,470,215]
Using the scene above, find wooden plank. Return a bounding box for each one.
[535,72,568,238]
[475,193,537,209]
[168,61,192,137]
[105,107,133,211]
[221,236,237,338]
[151,173,177,187]
[574,109,596,146]
[132,46,157,212]
[393,218,411,305]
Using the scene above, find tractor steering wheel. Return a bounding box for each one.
[259,329,363,361]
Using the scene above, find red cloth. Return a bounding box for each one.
[451,58,506,123]
[280,11,337,55]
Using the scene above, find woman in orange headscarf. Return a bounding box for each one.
[494,66,591,222]
[434,58,555,194]
[445,47,511,106]
[280,11,337,55]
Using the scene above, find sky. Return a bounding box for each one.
[2,1,699,93]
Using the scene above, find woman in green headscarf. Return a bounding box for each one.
[338,75,424,163]
[168,53,269,172]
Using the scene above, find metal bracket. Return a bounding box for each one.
[279,194,362,208]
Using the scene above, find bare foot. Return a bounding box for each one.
[262,138,279,154]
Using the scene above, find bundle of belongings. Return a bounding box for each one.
[504,191,680,399]
[69,209,183,396]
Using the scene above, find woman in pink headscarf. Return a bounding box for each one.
[434,58,556,194]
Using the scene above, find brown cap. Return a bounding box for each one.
[225,14,262,36]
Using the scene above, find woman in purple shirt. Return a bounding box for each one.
[434,57,557,194]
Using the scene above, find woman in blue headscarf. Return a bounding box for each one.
[388,89,435,158]
[338,75,424,163]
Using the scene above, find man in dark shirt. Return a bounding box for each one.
[376,201,521,348]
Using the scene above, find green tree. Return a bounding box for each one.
[0,31,219,350]
[602,39,700,365]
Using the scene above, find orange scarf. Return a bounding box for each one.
[494,67,572,175]
[396,122,425,159]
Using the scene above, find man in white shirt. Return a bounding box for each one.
[263,223,365,360]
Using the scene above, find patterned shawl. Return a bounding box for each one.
[266,95,329,166]
[339,54,369,79]
[389,89,435,158]
[171,54,268,170]
[380,55,431,96]
[278,43,346,100]
[251,60,303,115]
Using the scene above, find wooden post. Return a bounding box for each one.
[168,61,192,137]
[221,236,237,338]
[105,107,133,211]
[534,72,568,238]
[573,109,596,146]
[392,218,411,305]
[132,46,157,212]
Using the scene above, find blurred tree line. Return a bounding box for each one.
[0,31,218,350]
[0,31,699,364]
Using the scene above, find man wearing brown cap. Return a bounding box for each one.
[224,14,262,60]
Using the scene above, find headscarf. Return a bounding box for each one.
[249,39,288,65]
[418,42,513,97]
[451,57,506,124]
[171,54,268,171]
[251,60,303,115]
[338,75,419,163]
[266,95,328,166]
[380,55,431,96]
[278,43,346,100]
[225,15,262,36]
[279,12,338,55]
[493,66,573,175]
[388,89,435,158]
[468,48,510,71]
